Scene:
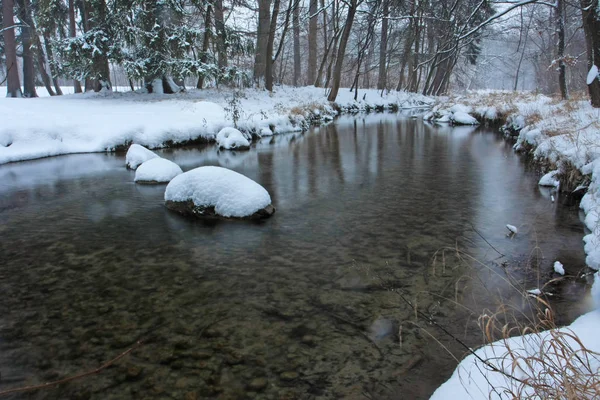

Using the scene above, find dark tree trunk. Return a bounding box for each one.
[377,0,388,90]
[197,4,212,89]
[214,0,228,71]
[69,0,82,93]
[556,0,568,99]
[292,0,301,86]
[2,0,22,97]
[254,0,272,83]
[265,0,281,91]
[328,0,357,102]
[16,0,38,97]
[307,0,318,85]
[35,36,56,96]
[580,0,600,106]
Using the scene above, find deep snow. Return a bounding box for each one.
[134,157,183,183]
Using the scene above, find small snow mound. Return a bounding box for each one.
[126,144,159,170]
[134,157,183,183]
[164,166,273,218]
[506,224,518,234]
[451,111,479,125]
[587,65,599,85]
[435,114,451,123]
[539,170,560,187]
[449,104,472,114]
[216,127,251,150]
[553,261,565,275]
[260,127,274,137]
[527,288,542,296]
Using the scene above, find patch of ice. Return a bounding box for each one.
[539,170,560,187]
[126,144,159,170]
[164,166,272,218]
[134,157,183,183]
[216,127,251,150]
[553,261,565,275]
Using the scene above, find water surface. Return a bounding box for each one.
[0,114,591,399]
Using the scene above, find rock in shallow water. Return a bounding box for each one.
[164,166,275,220]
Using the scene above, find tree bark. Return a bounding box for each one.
[307,0,318,85]
[327,0,357,101]
[265,0,281,91]
[254,0,272,83]
[580,0,600,106]
[377,0,388,90]
[292,0,301,86]
[556,0,568,99]
[16,0,38,97]
[2,0,22,97]
[69,0,82,93]
[214,0,228,71]
[197,3,212,89]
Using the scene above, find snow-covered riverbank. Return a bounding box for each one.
[0,86,432,165]
[429,90,600,399]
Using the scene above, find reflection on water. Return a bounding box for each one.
[0,114,590,399]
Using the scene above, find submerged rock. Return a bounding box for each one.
[126,144,159,169]
[164,166,275,220]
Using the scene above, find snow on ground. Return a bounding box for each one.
[216,127,250,150]
[134,157,183,183]
[0,86,433,165]
[126,144,159,169]
[553,261,565,275]
[164,166,272,218]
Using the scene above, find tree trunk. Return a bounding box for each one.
[580,0,600,106]
[69,0,82,93]
[265,0,281,91]
[328,0,357,102]
[292,0,301,86]
[377,0,388,90]
[35,36,56,96]
[2,0,22,97]
[254,0,272,83]
[197,4,212,89]
[556,0,568,99]
[16,0,38,97]
[307,0,318,85]
[42,32,63,95]
[214,0,228,71]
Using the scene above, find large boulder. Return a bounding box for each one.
[126,144,159,169]
[164,166,275,220]
[134,157,183,183]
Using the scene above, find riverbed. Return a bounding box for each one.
[0,114,591,399]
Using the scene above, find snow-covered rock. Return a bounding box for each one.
[449,104,473,114]
[164,166,275,219]
[539,170,560,187]
[134,157,183,183]
[435,114,451,123]
[553,261,565,275]
[126,144,159,170]
[451,111,479,125]
[506,224,518,235]
[216,127,251,150]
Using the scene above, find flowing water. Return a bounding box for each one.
[0,114,592,399]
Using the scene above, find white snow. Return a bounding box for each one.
[126,144,159,169]
[216,127,250,150]
[164,166,272,218]
[527,288,542,296]
[506,224,518,234]
[134,157,183,183]
[430,309,600,400]
[451,111,479,125]
[553,261,565,275]
[538,170,560,187]
[0,86,433,165]
[587,65,599,85]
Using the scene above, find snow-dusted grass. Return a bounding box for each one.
[0,85,433,165]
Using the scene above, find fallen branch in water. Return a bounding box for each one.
[0,341,143,397]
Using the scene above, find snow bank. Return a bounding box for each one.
[430,310,600,400]
[216,127,250,150]
[0,86,434,165]
[164,166,273,218]
[126,144,159,169]
[538,170,560,187]
[134,157,183,183]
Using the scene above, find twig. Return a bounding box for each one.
[471,223,505,257]
[0,341,143,397]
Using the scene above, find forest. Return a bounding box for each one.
[1,0,600,104]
